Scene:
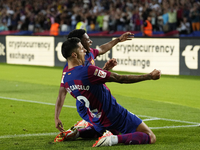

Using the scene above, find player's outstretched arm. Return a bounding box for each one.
[102,58,117,71]
[55,87,67,132]
[98,32,134,56]
[108,69,161,83]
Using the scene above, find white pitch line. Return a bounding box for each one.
[138,115,200,125]
[1,96,200,127]
[0,124,199,139]
[142,118,160,121]
[150,124,199,129]
[0,96,76,108]
[0,132,59,139]
[159,118,199,125]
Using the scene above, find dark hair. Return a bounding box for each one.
[62,37,81,59]
[67,29,86,40]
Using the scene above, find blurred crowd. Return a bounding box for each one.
[0,0,200,34]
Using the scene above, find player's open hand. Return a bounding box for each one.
[102,58,117,70]
[150,69,161,80]
[118,32,134,42]
[55,118,65,132]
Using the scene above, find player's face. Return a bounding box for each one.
[77,42,87,65]
[81,33,92,53]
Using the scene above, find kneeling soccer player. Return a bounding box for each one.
[55,37,161,147]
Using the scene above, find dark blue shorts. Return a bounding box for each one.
[113,111,142,134]
[93,105,142,134]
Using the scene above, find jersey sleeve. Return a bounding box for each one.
[60,72,66,87]
[87,66,111,84]
[90,48,99,59]
[60,62,68,87]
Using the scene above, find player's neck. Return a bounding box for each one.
[67,59,82,69]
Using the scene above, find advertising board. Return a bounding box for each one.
[112,38,180,75]
[6,36,54,66]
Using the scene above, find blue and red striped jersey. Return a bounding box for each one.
[63,65,126,133]
[60,48,99,87]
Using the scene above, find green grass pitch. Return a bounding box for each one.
[0,63,200,150]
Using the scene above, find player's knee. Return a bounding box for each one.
[150,133,156,144]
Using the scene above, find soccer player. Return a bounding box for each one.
[55,29,134,132]
[55,37,161,147]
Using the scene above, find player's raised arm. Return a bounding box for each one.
[55,86,67,132]
[98,32,134,56]
[108,69,161,83]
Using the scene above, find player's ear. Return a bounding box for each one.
[71,52,77,58]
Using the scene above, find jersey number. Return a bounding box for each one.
[77,96,101,118]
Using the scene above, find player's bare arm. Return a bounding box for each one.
[108,69,161,83]
[102,58,117,70]
[98,32,134,56]
[55,86,67,132]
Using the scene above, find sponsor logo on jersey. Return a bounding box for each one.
[61,72,66,83]
[97,70,107,78]
[94,69,98,76]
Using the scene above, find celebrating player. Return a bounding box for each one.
[55,29,134,132]
[54,37,161,147]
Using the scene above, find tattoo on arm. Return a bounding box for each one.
[108,72,152,83]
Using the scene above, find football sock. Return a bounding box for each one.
[109,129,120,135]
[117,132,150,145]
[78,126,101,138]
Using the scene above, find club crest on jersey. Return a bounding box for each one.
[97,70,107,78]
[90,59,95,65]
